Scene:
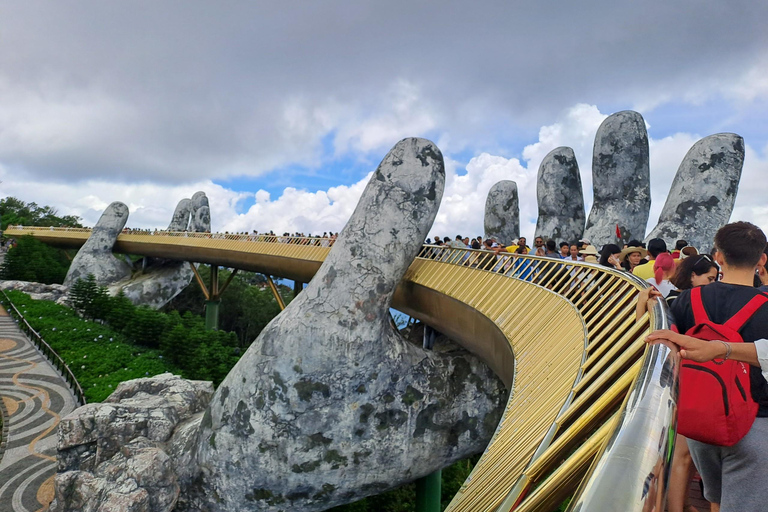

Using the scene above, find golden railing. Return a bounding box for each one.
[5,226,676,511]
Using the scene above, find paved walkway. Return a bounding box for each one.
[0,308,78,512]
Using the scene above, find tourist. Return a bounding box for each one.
[544,239,561,258]
[672,239,688,259]
[579,245,599,263]
[559,242,570,258]
[567,243,582,261]
[646,252,676,298]
[532,236,545,253]
[667,255,719,303]
[621,244,648,273]
[633,238,667,280]
[599,244,623,269]
[646,221,768,512]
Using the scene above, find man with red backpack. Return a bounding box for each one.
[648,222,768,512]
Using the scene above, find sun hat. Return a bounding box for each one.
[620,245,648,261]
[579,245,600,256]
[680,246,699,259]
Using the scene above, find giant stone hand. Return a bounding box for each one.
[188,138,507,512]
[486,110,745,251]
[64,192,211,308]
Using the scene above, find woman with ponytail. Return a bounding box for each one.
[646,252,676,298]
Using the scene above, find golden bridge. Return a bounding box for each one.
[4,226,678,512]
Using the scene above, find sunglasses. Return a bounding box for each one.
[693,254,720,275]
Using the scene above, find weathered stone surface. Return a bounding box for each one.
[108,192,210,309]
[63,202,132,287]
[189,192,210,233]
[51,437,179,512]
[583,111,651,246]
[168,198,192,231]
[0,280,68,302]
[191,138,508,511]
[52,373,213,512]
[484,180,519,245]
[645,133,744,251]
[535,147,585,242]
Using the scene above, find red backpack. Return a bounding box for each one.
[677,286,768,446]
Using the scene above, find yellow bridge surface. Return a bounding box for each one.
[6,227,666,512]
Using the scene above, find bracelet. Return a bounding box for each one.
[712,340,732,365]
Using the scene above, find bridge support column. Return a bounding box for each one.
[415,470,441,512]
[189,263,238,330]
[205,300,220,330]
[293,280,304,297]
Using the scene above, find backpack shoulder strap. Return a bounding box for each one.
[724,293,768,332]
[690,286,709,324]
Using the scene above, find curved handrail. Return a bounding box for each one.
[567,295,677,511]
[5,226,676,511]
[0,290,86,406]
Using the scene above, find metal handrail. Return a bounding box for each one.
[567,295,677,511]
[0,290,86,406]
[415,245,675,512]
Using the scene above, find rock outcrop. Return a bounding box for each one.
[0,280,69,303]
[484,180,520,245]
[535,147,585,243]
[583,111,651,247]
[63,202,132,288]
[50,373,213,512]
[190,138,508,511]
[645,133,745,251]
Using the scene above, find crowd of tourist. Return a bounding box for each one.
[425,233,717,293]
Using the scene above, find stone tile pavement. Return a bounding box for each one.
[0,309,78,512]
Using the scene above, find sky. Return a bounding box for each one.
[1,1,767,244]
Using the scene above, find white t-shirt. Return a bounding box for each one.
[646,278,676,298]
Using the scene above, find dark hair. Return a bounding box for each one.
[599,244,621,267]
[714,221,767,269]
[471,240,481,250]
[671,254,718,290]
[675,239,688,250]
[627,239,646,248]
[647,238,667,258]
[559,241,569,248]
[546,239,557,251]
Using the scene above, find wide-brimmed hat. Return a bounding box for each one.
[579,245,599,256]
[680,246,699,259]
[620,245,648,261]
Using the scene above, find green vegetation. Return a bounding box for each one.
[3,290,177,402]
[0,196,82,230]
[0,196,80,283]
[4,281,241,401]
[0,235,71,284]
[67,274,241,386]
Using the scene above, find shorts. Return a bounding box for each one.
[687,416,768,511]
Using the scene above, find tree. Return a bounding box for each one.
[0,235,71,284]
[0,196,82,230]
